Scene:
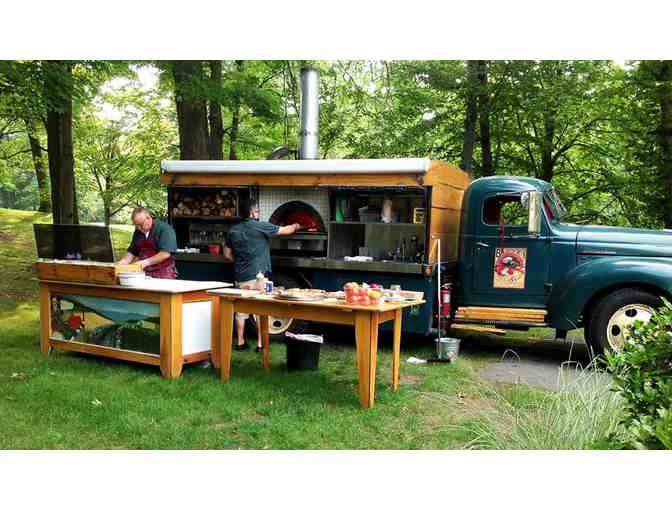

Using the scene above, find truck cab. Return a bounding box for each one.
[454,175,672,356]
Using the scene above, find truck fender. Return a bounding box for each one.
[545,257,672,330]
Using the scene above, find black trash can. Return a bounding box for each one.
[286,339,321,371]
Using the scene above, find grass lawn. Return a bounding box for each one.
[0,207,620,449]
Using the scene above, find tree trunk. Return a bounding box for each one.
[540,109,556,182]
[207,60,224,160]
[171,61,209,160]
[477,60,493,176]
[44,61,77,224]
[460,60,479,174]
[654,61,672,228]
[228,60,244,160]
[24,118,51,212]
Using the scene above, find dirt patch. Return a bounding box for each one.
[399,373,423,386]
[0,232,16,242]
[414,389,500,426]
[0,291,36,300]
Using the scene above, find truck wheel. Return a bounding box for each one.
[251,273,309,342]
[586,288,661,356]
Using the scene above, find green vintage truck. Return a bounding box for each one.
[453,174,672,356]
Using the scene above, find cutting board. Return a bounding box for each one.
[35,259,143,284]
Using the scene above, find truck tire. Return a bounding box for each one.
[586,288,661,356]
[250,272,309,342]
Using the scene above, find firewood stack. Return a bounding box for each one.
[172,191,237,217]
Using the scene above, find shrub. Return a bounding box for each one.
[607,299,672,449]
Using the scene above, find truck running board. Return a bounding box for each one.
[455,306,547,323]
[450,324,507,336]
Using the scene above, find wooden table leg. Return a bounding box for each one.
[392,308,402,391]
[160,294,183,378]
[259,315,270,369]
[210,295,221,369]
[219,299,234,382]
[39,283,52,355]
[355,311,379,408]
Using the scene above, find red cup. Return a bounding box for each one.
[208,244,221,256]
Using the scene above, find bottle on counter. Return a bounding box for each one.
[410,235,419,262]
[256,272,266,292]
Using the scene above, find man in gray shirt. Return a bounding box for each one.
[224,199,299,351]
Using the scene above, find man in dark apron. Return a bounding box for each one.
[117,207,178,279]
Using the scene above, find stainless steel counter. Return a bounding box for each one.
[271,256,426,275]
[174,252,426,274]
[174,253,232,264]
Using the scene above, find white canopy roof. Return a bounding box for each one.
[160,158,431,175]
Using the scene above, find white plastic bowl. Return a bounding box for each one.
[118,272,146,286]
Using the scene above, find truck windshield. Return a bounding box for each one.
[544,188,567,221]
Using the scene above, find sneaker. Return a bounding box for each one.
[255,345,263,353]
[235,342,249,351]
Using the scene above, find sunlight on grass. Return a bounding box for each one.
[0,208,133,297]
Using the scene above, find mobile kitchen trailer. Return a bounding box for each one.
[160,157,470,339]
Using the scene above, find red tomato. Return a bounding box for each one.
[344,282,353,291]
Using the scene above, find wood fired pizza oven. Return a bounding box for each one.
[269,200,326,233]
[268,200,327,257]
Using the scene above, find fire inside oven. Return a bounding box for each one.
[268,200,327,257]
[269,200,326,233]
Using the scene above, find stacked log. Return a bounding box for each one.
[454,306,547,323]
[172,191,237,217]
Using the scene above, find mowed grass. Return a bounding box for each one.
[0,207,620,449]
[0,208,481,448]
[1,297,484,449]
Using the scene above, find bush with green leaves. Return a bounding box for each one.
[607,299,672,449]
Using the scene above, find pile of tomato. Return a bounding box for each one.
[343,282,383,305]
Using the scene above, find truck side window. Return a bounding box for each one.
[483,195,528,226]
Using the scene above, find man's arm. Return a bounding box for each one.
[277,223,301,235]
[137,251,171,270]
[117,252,137,265]
[223,245,233,261]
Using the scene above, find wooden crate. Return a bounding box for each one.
[35,260,143,285]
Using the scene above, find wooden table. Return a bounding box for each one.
[207,290,425,408]
[38,279,231,378]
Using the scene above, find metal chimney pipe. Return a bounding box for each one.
[299,67,320,160]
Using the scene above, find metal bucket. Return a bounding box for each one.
[436,337,461,360]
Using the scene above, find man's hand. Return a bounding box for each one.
[278,223,301,235]
[117,252,136,265]
[138,251,171,270]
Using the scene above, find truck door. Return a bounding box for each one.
[471,191,551,308]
